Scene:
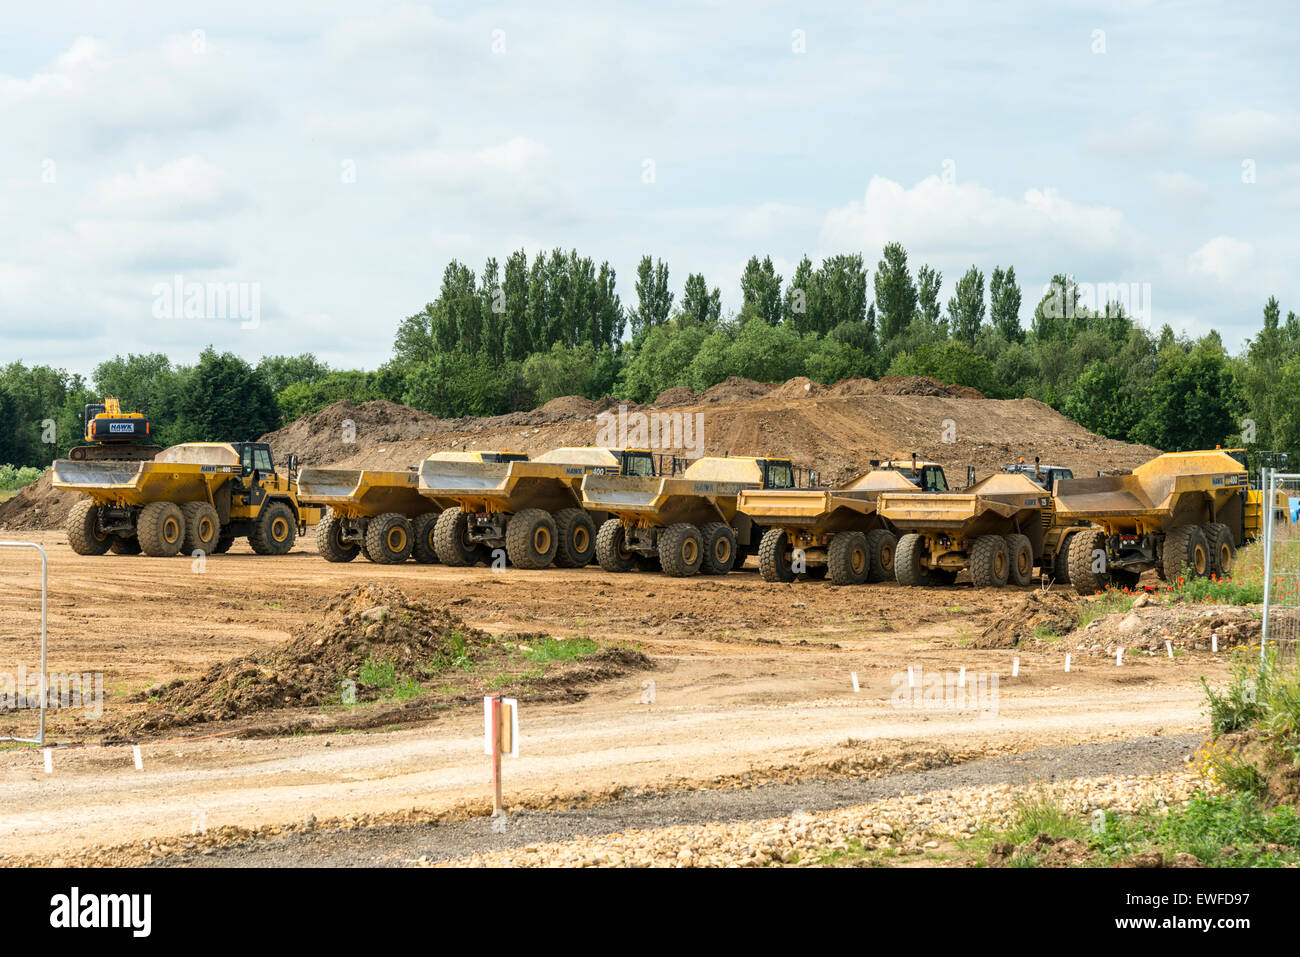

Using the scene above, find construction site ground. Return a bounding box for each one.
[0,529,1227,867]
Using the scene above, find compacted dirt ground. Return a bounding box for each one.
[0,530,1227,866]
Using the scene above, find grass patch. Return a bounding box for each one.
[520,635,600,663]
[356,657,422,702]
[1077,587,1133,627]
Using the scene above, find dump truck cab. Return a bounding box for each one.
[1002,458,1074,491]
[871,454,951,493]
[1221,447,1292,539]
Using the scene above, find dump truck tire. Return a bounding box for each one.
[1006,533,1034,586]
[316,514,358,563]
[828,531,870,586]
[970,534,1011,588]
[365,512,413,564]
[67,499,112,555]
[1204,522,1235,578]
[595,519,637,572]
[181,502,220,555]
[1052,533,1074,585]
[1163,524,1209,581]
[506,508,558,569]
[435,507,486,566]
[700,522,737,575]
[1068,528,1109,594]
[109,534,142,555]
[412,512,440,564]
[659,523,704,577]
[894,533,927,586]
[138,501,185,557]
[758,528,795,582]
[865,529,898,582]
[250,501,296,556]
[553,508,596,568]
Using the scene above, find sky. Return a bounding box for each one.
[2,0,1297,379]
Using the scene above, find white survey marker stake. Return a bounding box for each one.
[1116,649,1124,667]
[133,745,143,770]
[44,748,52,774]
[1166,640,1174,659]
[1064,654,1071,673]
[1212,633,1219,653]
[1012,657,1020,677]
[850,672,860,693]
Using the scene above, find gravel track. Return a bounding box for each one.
[162,732,1200,867]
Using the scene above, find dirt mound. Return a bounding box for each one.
[875,376,984,400]
[976,591,1081,648]
[698,376,772,404]
[1067,600,1278,655]
[261,399,442,466]
[536,395,602,418]
[653,386,697,407]
[770,376,825,399]
[129,583,487,731]
[0,471,79,532]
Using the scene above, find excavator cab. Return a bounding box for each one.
[68,397,162,461]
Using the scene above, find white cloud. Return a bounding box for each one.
[1150,171,1210,208]
[1193,110,1300,155]
[1188,236,1254,284]
[819,176,1132,264]
[90,156,244,220]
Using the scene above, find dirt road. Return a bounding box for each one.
[0,531,1222,863]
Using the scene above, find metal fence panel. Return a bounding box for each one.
[1261,472,1300,671]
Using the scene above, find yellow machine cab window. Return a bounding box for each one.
[763,459,795,489]
[619,450,657,477]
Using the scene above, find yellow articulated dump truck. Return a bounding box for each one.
[738,469,918,585]
[581,456,809,577]
[876,472,1052,587]
[53,442,323,557]
[418,447,659,569]
[1052,449,1256,593]
[298,451,528,564]
[999,457,1089,585]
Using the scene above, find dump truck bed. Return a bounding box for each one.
[1053,451,1249,530]
[296,467,439,517]
[51,459,236,506]
[418,459,586,512]
[878,473,1049,535]
[582,473,755,525]
[737,468,915,528]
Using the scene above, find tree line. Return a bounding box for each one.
[3,242,1296,472]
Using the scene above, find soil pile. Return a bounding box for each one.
[0,471,79,532]
[130,583,488,731]
[976,591,1082,648]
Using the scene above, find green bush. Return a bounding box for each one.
[0,465,44,492]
